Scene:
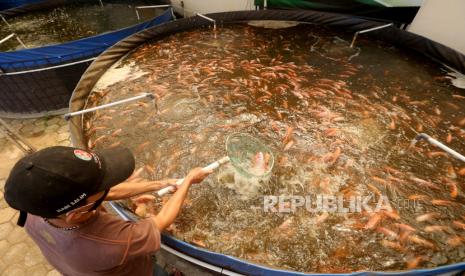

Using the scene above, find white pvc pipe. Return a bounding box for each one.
[135,5,171,20]
[157,156,230,196]
[413,133,465,162]
[0,33,15,45]
[64,93,155,120]
[136,4,171,9]
[196,13,216,30]
[350,23,394,48]
[2,57,96,76]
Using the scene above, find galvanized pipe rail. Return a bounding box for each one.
[350,23,394,48]
[0,119,36,154]
[0,14,10,26]
[196,13,216,31]
[135,4,171,20]
[64,93,156,120]
[0,33,27,48]
[410,133,465,162]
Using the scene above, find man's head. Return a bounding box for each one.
[4,146,135,226]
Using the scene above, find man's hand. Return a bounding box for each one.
[185,167,213,184]
[152,167,213,231]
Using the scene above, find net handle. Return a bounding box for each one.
[156,156,230,196]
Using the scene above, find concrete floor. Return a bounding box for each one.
[0,116,71,276]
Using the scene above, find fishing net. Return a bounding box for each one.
[226,133,274,178]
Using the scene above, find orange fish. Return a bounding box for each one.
[415,212,440,222]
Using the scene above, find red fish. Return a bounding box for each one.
[252,152,268,175]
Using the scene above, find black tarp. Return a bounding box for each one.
[257,0,420,24]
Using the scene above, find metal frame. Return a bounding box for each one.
[64,93,156,120]
[1,57,96,76]
[135,4,171,20]
[0,33,27,49]
[0,14,10,26]
[350,23,394,48]
[0,118,36,154]
[196,13,216,30]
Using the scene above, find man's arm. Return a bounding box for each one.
[106,179,177,201]
[151,168,211,231]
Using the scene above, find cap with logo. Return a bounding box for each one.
[4,146,135,226]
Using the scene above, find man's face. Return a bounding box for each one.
[64,191,106,217]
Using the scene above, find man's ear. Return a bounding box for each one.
[64,211,81,224]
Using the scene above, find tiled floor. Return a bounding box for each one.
[0,116,71,276]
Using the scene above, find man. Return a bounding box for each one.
[4,146,212,275]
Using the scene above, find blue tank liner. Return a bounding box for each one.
[0,8,173,72]
[0,8,173,115]
[0,0,43,11]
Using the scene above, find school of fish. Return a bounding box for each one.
[83,23,465,272]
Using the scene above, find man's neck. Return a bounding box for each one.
[47,210,98,228]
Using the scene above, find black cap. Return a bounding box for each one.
[4,146,135,224]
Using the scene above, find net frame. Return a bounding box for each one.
[225,132,274,178]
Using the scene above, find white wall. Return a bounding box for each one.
[409,0,465,54]
[170,0,255,17]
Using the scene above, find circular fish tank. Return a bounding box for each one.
[0,0,173,116]
[69,10,465,276]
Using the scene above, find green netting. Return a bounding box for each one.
[226,133,274,178]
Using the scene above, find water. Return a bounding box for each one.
[0,0,164,51]
[83,23,465,273]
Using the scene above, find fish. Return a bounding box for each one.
[410,177,440,190]
[284,140,295,151]
[415,212,441,222]
[408,194,430,201]
[431,199,455,206]
[457,167,465,176]
[407,235,436,249]
[365,213,383,230]
[393,223,416,232]
[406,256,426,269]
[251,152,268,175]
[376,227,398,239]
[111,128,123,137]
[424,225,450,233]
[447,236,464,246]
[282,126,294,145]
[380,240,406,252]
[452,220,465,230]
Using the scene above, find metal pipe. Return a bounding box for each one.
[196,13,216,31]
[64,93,155,120]
[136,4,171,9]
[135,5,171,21]
[0,33,15,45]
[410,133,465,162]
[350,23,393,48]
[0,119,37,154]
[0,14,10,26]
[1,57,96,76]
[15,34,27,48]
[0,33,27,48]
